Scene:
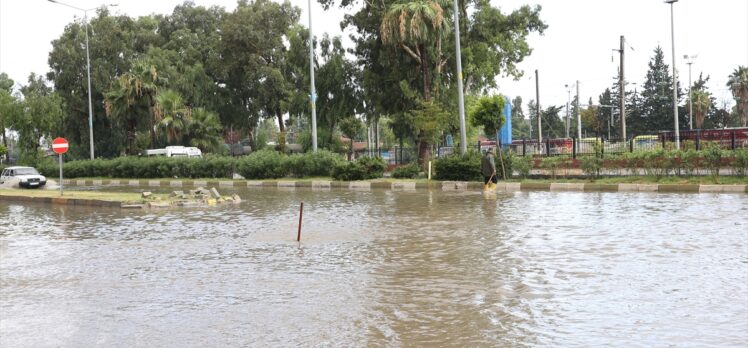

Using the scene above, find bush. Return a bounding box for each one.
[511,155,532,179]
[703,144,724,178]
[540,156,565,180]
[236,150,288,179]
[331,156,386,181]
[287,150,344,178]
[734,149,748,177]
[581,155,603,179]
[434,151,482,181]
[392,163,420,179]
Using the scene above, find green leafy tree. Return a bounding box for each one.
[14,74,64,162]
[47,8,142,158]
[469,95,506,141]
[511,96,531,139]
[315,35,363,146]
[339,117,364,160]
[220,0,300,150]
[727,66,748,127]
[0,73,20,160]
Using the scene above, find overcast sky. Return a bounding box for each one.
[1,0,747,116]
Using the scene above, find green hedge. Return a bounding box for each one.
[331,156,386,181]
[32,151,347,179]
[434,150,513,181]
[392,163,420,179]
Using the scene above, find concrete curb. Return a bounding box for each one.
[59,179,747,194]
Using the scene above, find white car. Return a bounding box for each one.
[0,166,47,188]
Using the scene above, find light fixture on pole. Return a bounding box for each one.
[665,0,680,149]
[684,54,697,130]
[48,0,117,160]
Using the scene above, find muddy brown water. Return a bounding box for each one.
[1,188,747,347]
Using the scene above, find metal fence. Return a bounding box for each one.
[356,129,748,164]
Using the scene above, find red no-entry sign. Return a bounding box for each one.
[52,137,69,154]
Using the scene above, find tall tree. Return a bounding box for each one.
[155,89,191,145]
[510,96,531,139]
[0,73,19,160]
[637,46,685,134]
[691,89,711,130]
[727,66,748,127]
[14,74,64,161]
[220,0,300,150]
[48,8,142,158]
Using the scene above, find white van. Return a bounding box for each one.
[143,146,202,158]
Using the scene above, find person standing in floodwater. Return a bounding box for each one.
[482,148,497,185]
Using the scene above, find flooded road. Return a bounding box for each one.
[1,188,747,347]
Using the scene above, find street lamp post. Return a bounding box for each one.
[307,0,318,152]
[48,0,117,160]
[565,84,571,138]
[452,0,467,155]
[684,54,697,130]
[665,0,680,149]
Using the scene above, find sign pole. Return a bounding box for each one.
[59,154,63,196]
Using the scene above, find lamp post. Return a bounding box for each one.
[565,84,571,138]
[307,0,318,152]
[452,0,467,155]
[665,0,680,149]
[48,0,117,160]
[684,54,697,130]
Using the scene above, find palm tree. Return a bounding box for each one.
[104,61,164,152]
[727,66,748,127]
[186,108,223,152]
[155,89,190,145]
[380,0,450,101]
[691,89,711,129]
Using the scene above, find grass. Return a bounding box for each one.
[0,188,168,203]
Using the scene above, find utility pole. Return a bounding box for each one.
[684,55,697,129]
[576,81,581,142]
[453,0,467,155]
[666,0,680,149]
[308,0,318,152]
[565,84,571,138]
[619,35,626,141]
[536,69,541,143]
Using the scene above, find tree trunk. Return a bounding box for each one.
[419,44,431,101]
[0,119,7,161]
[418,134,430,169]
[276,113,286,153]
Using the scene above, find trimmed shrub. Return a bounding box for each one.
[287,150,344,178]
[434,151,482,181]
[734,149,748,177]
[331,156,386,181]
[512,155,532,179]
[236,150,288,179]
[392,163,420,179]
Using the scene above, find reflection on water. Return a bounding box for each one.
[1,189,747,346]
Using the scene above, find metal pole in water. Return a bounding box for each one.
[297,202,304,242]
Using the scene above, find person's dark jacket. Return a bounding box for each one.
[481,152,496,177]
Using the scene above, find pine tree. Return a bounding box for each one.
[639,46,685,134]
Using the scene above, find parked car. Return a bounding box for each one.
[0,166,47,188]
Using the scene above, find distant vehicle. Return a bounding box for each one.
[0,166,47,188]
[143,146,202,158]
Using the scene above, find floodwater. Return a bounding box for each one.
[1,188,747,347]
